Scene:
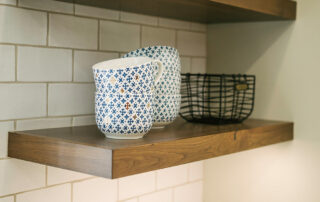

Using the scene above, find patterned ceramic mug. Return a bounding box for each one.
[95,93,153,139]
[93,57,164,94]
[123,46,181,95]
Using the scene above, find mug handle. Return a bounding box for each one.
[153,60,164,84]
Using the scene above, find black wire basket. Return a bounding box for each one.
[180,73,255,124]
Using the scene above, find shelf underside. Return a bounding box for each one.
[8,118,293,179]
[55,0,296,23]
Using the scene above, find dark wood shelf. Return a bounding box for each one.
[8,118,293,179]
[56,0,296,23]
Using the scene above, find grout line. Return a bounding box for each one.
[155,171,158,190]
[13,194,16,202]
[0,42,122,53]
[0,41,206,57]
[139,25,142,48]
[0,42,207,58]
[175,30,178,48]
[46,83,49,116]
[13,120,17,130]
[0,157,10,160]
[172,187,175,202]
[46,12,49,46]
[14,45,17,81]
[0,194,14,199]
[0,114,95,123]
[72,50,75,82]
[45,166,48,186]
[0,176,96,199]
[119,180,203,202]
[71,116,74,126]
[0,81,94,84]
[97,20,100,50]
[71,183,74,202]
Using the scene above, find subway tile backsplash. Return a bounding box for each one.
[49,14,98,49]
[17,46,72,81]
[141,26,176,47]
[74,50,118,82]
[0,45,15,81]
[100,21,140,52]
[0,6,47,45]
[0,84,47,120]
[0,2,206,202]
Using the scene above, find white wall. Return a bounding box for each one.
[205,0,320,201]
[0,0,206,201]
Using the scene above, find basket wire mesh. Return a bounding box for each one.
[180,73,255,124]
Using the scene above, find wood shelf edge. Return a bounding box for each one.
[8,119,293,179]
[112,121,293,178]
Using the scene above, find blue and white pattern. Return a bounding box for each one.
[95,93,153,139]
[93,63,156,95]
[124,46,182,127]
[153,94,181,127]
[123,46,181,95]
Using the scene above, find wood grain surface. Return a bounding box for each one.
[55,0,296,23]
[8,118,293,179]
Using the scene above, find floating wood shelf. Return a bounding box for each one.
[55,0,296,23]
[8,118,293,179]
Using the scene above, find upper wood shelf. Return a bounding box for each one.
[8,118,293,179]
[55,0,296,23]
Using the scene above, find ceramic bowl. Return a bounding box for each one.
[153,94,181,128]
[95,93,153,139]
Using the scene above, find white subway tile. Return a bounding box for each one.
[16,117,72,131]
[73,115,95,126]
[73,178,117,202]
[156,164,188,189]
[191,22,207,32]
[0,45,15,81]
[120,12,157,26]
[0,159,45,196]
[177,31,206,56]
[0,0,16,5]
[139,189,172,202]
[119,171,156,200]
[180,57,191,73]
[75,4,119,20]
[0,6,47,45]
[49,14,98,49]
[174,181,203,202]
[74,50,118,82]
[188,161,203,181]
[0,84,46,120]
[159,17,191,30]
[191,58,206,73]
[48,84,95,116]
[0,196,14,202]
[19,0,73,14]
[47,166,91,185]
[100,21,140,52]
[0,121,14,158]
[17,47,72,81]
[16,184,70,202]
[142,26,175,47]
[123,199,138,202]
